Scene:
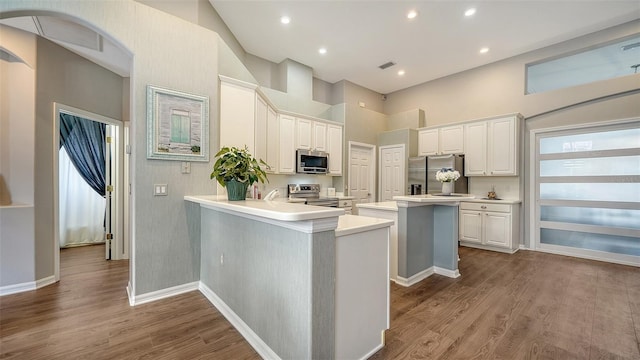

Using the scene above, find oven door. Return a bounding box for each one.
[306,199,338,207]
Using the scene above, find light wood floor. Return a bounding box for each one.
[1,245,638,359]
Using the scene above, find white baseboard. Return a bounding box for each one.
[395,267,434,287]
[1,275,57,296]
[126,281,134,306]
[434,267,460,278]
[130,281,198,306]
[359,341,385,360]
[199,282,281,360]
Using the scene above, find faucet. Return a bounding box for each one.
[264,189,280,201]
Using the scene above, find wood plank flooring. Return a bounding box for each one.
[1,245,638,359]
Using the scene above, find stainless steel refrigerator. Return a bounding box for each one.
[407,154,468,195]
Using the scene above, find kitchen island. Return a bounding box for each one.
[360,194,475,286]
[184,195,392,360]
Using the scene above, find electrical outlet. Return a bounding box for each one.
[181,162,191,174]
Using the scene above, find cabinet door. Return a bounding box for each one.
[488,116,517,176]
[254,95,268,164]
[327,124,343,175]
[295,118,313,150]
[265,107,279,173]
[440,125,464,154]
[313,121,327,152]
[484,212,511,247]
[220,81,255,153]
[418,129,439,156]
[459,210,482,243]
[463,121,487,176]
[279,115,296,174]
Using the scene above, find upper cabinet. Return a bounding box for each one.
[220,76,344,177]
[220,79,257,153]
[418,125,464,156]
[464,114,520,176]
[327,124,343,176]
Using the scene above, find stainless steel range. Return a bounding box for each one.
[288,184,339,207]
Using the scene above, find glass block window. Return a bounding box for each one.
[535,120,640,263]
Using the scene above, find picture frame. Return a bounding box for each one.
[146,85,209,162]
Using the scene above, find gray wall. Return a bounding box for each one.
[35,37,124,280]
[200,208,335,359]
[383,20,640,126]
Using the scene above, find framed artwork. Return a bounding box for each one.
[146,85,209,161]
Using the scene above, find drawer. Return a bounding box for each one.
[338,199,353,208]
[460,202,511,213]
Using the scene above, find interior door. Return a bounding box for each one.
[379,145,405,201]
[349,144,374,208]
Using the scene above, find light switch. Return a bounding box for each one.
[154,184,168,196]
[181,162,191,174]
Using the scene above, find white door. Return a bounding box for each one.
[349,143,375,209]
[379,145,405,201]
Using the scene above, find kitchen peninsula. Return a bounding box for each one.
[184,195,392,360]
[360,194,475,286]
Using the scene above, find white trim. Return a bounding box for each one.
[434,267,460,278]
[0,275,57,296]
[218,75,258,90]
[129,281,198,306]
[519,244,530,250]
[199,282,282,360]
[536,245,639,268]
[0,281,35,296]
[126,281,134,306]
[460,241,519,254]
[395,267,434,287]
[36,275,56,289]
[360,341,385,360]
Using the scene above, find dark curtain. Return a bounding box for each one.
[59,113,106,197]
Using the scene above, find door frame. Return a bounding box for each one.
[347,141,376,204]
[378,144,406,201]
[53,103,127,281]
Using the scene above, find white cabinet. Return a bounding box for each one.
[265,107,279,173]
[295,118,313,150]
[279,115,296,174]
[313,121,327,152]
[463,121,487,176]
[459,201,519,253]
[254,95,268,165]
[418,129,439,156]
[439,125,464,154]
[327,124,343,175]
[338,199,353,215]
[418,125,464,156]
[220,80,256,153]
[464,115,519,176]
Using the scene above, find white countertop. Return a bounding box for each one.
[464,198,521,204]
[335,214,393,237]
[185,195,344,221]
[356,201,398,211]
[393,193,476,203]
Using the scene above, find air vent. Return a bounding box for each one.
[378,61,396,70]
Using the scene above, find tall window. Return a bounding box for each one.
[170,109,191,144]
[535,120,640,265]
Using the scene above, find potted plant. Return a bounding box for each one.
[435,168,460,195]
[210,146,269,201]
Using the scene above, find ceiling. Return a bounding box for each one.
[0,2,638,95]
[210,0,640,94]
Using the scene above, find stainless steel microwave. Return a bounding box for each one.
[296,149,329,174]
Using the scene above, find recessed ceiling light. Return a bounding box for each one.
[280,16,290,24]
[318,47,327,55]
[465,8,476,17]
[479,47,490,54]
[407,10,418,19]
[398,70,406,76]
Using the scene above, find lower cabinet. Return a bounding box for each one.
[337,199,353,215]
[459,201,519,253]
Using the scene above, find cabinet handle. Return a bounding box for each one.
[481,205,487,209]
